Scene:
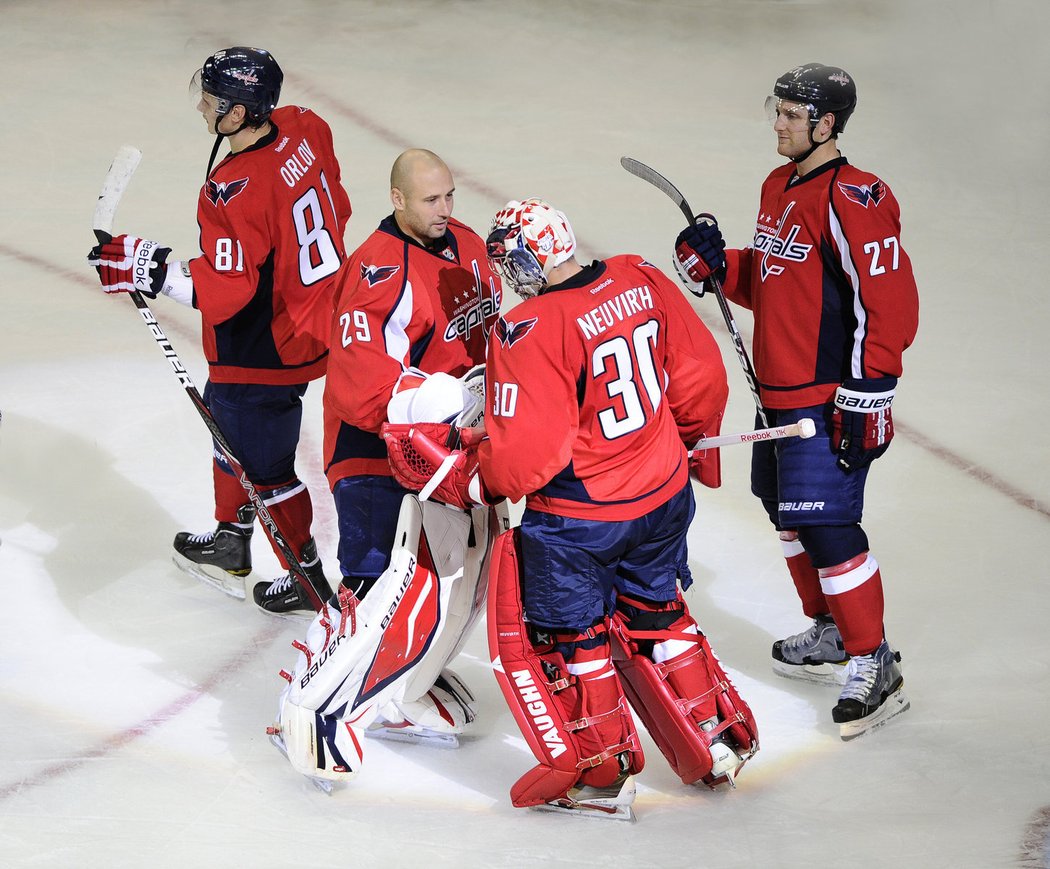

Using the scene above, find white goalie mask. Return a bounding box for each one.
[486,198,577,299]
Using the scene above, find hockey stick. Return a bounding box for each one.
[689,418,815,456]
[620,157,769,427]
[92,146,326,610]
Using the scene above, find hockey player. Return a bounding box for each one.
[385,199,759,820]
[88,47,352,615]
[673,64,918,739]
[318,148,500,739]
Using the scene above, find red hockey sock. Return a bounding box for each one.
[212,460,251,524]
[818,553,885,656]
[780,531,828,617]
[256,478,315,568]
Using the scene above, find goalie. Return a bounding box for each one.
[385,199,759,821]
[268,150,501,786]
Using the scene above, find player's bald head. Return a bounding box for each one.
[390,149,451,197]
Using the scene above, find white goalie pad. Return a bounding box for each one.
[273,493,500,783]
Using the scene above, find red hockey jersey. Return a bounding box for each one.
[324,215,500,485]
[189,105,352,385]
[722,158,918,409]
[480,256,728,521]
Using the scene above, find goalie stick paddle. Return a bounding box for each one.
[689,418,816,455]
[619,156,768,427]
[91,146,327,610]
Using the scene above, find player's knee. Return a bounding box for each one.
[796,524,869,569]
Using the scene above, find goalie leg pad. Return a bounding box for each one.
[611,594,759,787]
[271,683,365,783]
[487,530,643,808]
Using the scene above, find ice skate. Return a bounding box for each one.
[772,613,850,686]
[832,640,909,740]
[365,669,476,748]
[699,716,746,788]
[252,538,333,618]
[266,726,333,795]
[172,504,254,599]
[532,771,637,822]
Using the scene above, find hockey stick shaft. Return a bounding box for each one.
[619,156,769,427]
[93,147,326,610]
[689,417,815,454]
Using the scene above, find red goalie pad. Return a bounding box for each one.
[486,529,643,807]
[610,598,759,787]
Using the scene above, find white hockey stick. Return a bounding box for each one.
[689,418,816,455]
[91,146,328,609]
[92,145,142,243]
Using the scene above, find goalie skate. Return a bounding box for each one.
[532,773,636,822]
[266,727,333,795]
[365,668,477,748]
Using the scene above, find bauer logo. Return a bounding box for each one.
[779,501,826,512]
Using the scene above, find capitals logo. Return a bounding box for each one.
[205,177,249,206]
[494,316,538,348]
[838,179,886,209]
[361,263,401,287]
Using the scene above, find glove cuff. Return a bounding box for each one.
[835,377,897,414]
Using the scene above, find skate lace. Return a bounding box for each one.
[782,620,821,655]
[838,653,879,702]
[185,531,215,545]
[263,574,295,597]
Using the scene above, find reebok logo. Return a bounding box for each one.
[512,669,567,757]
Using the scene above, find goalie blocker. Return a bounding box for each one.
[488,529,759,815]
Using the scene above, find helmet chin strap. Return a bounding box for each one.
[205,112,253,179]
[792,117,835,165]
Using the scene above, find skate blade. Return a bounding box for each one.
[267,731,334,795]
[772,658,848,686]
[173,553,248,600]
[364,724,460,748]
[254,605,317,622]
[531,801,636,822]
[838,687,910,741]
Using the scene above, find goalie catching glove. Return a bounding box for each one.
[382,423,489,510]
[87,234,171,298]
[831,376,896,472]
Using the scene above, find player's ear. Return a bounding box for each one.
[391,186,405,211]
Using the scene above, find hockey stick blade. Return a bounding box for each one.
[93,145,142,243]
[620,156,694,223]
[619,156,769,427]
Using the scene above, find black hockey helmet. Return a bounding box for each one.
[197,47,283,127]
[772,64,856,135]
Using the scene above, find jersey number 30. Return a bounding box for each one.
[593,319,662,440]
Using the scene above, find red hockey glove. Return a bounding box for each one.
[86,234,171,298]
[831,377,897,472]
[382,423,488,510]
[688,447,722,489]
[673,214,726,297]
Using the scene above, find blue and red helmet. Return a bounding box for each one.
[197,47,283,126]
